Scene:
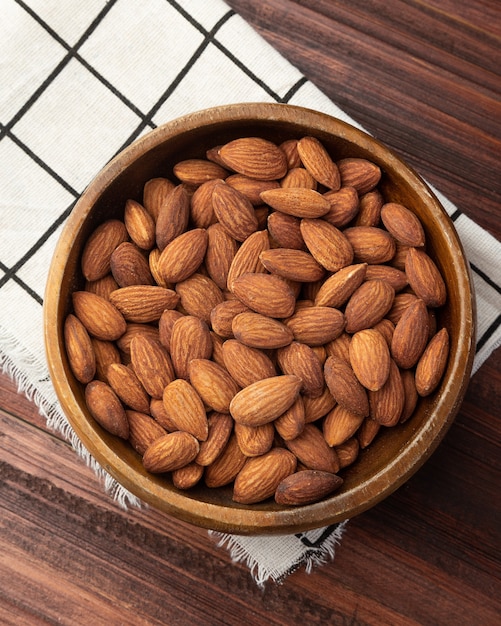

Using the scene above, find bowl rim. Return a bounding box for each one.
[44,102,476,534]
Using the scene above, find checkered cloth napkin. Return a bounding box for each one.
[1,0,500,585]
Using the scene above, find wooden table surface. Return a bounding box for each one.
[1,1,500,624]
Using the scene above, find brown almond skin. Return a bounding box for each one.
[188,358,240,414]
[259,248,325,283]
[284,424,340,473]
[212,182,259,242]
[232,272,296,318]
[106,363,150,413]
[85,380,129,439]
[297,136,341,190]
[232,311,294,349]
[349,328,391,391]
[415,328,450,396]
[81,219,128,282]
[222,339,277,388]
[157,228,208,283]
[284,306,345,346]
[64,314,96,383]
[230,375,302,427]
[124,199,156,250]
[196,412,234,466]
[381,202,425,247]
[275,470,343,506]
[344,280,395,333]
[300,218,354,272]
[142,431,200,474]
[314,263,368,308]
[324,355,370,418]
[110,241,154,287]
[162,379,209,442]
[155,184,190,251]
[405,247,447,308]
[217,137,288,180]
[130,335,175,399]
[170,315,213,380]
[72,291,126,341]
[391,299,430,369]
[127,410,167,455]
[233,448,297,504]
[369,359,405,426]
[277,341,324,398]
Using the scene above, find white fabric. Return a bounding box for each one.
[1,0,500,585]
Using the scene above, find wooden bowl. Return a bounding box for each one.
[44,103,476,534]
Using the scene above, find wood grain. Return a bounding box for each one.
[2,1,500,624]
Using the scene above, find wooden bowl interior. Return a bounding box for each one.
[44,103,475,534]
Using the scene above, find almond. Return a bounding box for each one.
[110,241,154,287]
[275,470,343,506]
[157,228,208,283]
[175,273,224,324]
[284,305,345,346]
[64,313,96,383]
[226,174,280,204]
[267,211,304,250]
[188,358,240,413]
[162,379,209,441]
[233,448,297,504]
[344,279,395,333]
[314,263,367,308]
[274,396,306,440]
[380,202,426,247]
[391,299,430,369]
[124,199,156,250]
[260,187,331,218]
[415,327,449,396]
[142,177,175,222]
[155,184,190,251]
[324,355,369,418]
[72,291,126,341]
[232,272,296,318]
[204,433,247,488]
[349,328,391,391]
[297,136,341,190]
[234,422,275,457]
[337,157,381,194]
[368,359,405,426]
[130,334,175,399]
[259,248,325,283]
[106,363,150,413]
[204,223,238,290]
[142,431,200,473]
[222,339,277,387]
[109,285,179,323]
[232,311,294,349]
[196,411,234,466]
[173,158,229,185]
[81,219,128,282]
[405,247,447,308]
[230,375,302,426]
[127,410,167,455]
[343,226,396,264]
[85,380,129,438]
[300,218,354,272]
[277,342,324,398]
[284,424,340,473]
[323,404,365,447]
[211,182,259,242]
[226,229,269,291]
[170,315,213,380]
[322,186,359,228]
[217,137,288,180]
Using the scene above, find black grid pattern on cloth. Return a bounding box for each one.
[1,0,499,355]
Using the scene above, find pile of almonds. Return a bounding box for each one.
[64,135,450,507]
